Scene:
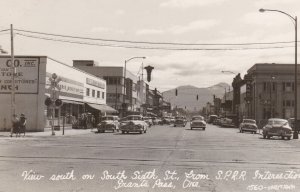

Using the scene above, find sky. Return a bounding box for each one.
[0,0,300,92]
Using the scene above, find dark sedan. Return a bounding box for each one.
[263,118,293,140]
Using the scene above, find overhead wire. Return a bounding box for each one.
[14,28,296,46]
[15,32,295,51]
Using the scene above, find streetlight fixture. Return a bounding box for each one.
[259,8,298,139]
[123,56,146,116]
[221,70,237,75]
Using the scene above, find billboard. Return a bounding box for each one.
[0,57,39,94]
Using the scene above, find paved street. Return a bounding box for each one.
[1,124,300,192]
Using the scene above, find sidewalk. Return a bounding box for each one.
[0,126,96,138]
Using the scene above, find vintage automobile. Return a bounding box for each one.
[239,119,257,134]
[119,115,148,134]
[287,118,300,131]
[174,116,186,127]
[207,115,218,124]
[143,116,153,127]
[190,116,206,130]
[220,118,235,128]
[262,118,293,140]
[97,115,119,133]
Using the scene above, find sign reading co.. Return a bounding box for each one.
[0,57,39,94]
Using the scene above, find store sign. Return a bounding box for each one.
[86,78,105,89]
[0,57,39,94]
[46,73,84,99]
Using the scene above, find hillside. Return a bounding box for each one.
[162,83,230,112]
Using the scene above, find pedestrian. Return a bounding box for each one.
[11,114,20,137]
[19,113,27,137]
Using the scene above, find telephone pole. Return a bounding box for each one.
[10,24,15,136]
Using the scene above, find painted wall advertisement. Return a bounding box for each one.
[0,57,39,94]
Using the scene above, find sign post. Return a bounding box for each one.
[48,73,61,136]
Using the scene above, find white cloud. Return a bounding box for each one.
[136,29,164,35]
[115,9,125,15]
[254,0,297,7]
[90,27,125,34]
[160,0,226,8]
[169,20,218,34]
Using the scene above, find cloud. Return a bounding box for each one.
[136,29,164,35]
[90,27,124,34]
[169,20,218,34]
[135,19,218,36]
[160,0,226,8]
[254,0,297,7]
[115,9,125,15]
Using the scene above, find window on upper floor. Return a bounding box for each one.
[86,88,90,96]
[283,82,294,92]
[97,91,100,98]
[92,89,95,97]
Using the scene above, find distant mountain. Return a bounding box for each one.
[162,83,230,112]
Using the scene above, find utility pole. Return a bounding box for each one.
[10,24,15,136]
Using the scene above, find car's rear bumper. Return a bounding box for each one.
[268,132,292,137]
[241,128,257,132]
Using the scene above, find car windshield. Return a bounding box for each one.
[127,116,142,121]
[269,119,288,126]
[243,119,256,124]
[102,116,114,121]
[192,116,204,121]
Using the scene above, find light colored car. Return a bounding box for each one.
[119,115,148,134]
[190,116,206,130]
[239,119,257,134]
[263,118,293,140]
[174,117,186,127]
[143,116,153,127]
[97,115,119,133]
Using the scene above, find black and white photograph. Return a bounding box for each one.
[1,0,300,191]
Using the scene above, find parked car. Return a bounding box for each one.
[119,115,148,134]
[239,119,257,134]
[190,116,206,130]
[143,116,153,127]
[207,115,218,124]
[287,118,300,131]
[220,118,235,128]
[174,117,186,127]
[262,118,293,140]
[97,115,119,133]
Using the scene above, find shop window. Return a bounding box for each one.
[86,88,90,96]
[92,89,95,97]
[263,82,267,91]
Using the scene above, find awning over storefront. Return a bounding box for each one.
[62,99,84,105]
[87,103,118,113]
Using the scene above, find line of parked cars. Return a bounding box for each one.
[239,118,293,140]
[208,114,294,140]
[97,115,157,134]
[212,117,235,128]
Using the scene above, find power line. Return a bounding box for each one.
[0,29,9,33]
[15,28,296,46]
[16,32,294,51]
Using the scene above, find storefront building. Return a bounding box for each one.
[0,56,114,132]
[72,61,140,117]
[242,63,300,125]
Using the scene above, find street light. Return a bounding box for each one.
[123,56,146,116]
[221,70,237,75]
[259,8,298,139]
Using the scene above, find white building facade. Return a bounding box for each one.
[0,56,112,132]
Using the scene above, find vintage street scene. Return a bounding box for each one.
[1,0,300,192]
